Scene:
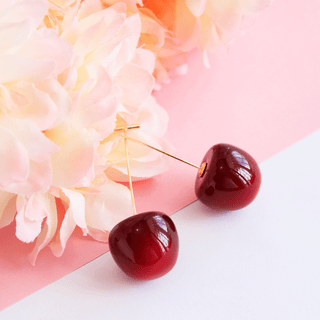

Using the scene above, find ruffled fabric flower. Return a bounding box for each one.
[0,0,71,196]
[0,0,271,265]
[140,0,272,66]
[48,0,175,184]
[0,0,175,264]
[103,95,175,181]
[100,0,186,85]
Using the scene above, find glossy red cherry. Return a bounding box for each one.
[195,144,261,211]
[108,211,179,280]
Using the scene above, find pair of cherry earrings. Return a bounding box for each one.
[108,125,261,280]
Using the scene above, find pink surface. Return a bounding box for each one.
[1,0,320,311]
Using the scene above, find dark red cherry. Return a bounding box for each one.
[195,144,261,211]
[108,211,179,280]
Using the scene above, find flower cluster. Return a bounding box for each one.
[0,0,271,264]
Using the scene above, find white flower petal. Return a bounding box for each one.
[131,48,156,74]
[105,135,176,181]
[76,94,119,134]
[36,79,72,128]
[86,14,125,55]
[0,117,59,162]
[60,0,81,44]
[135,95,169,137]
[58,56,78,91]
[116,13,141,63]
[0,0,48,30]
[105,131,162,164]
[0,55,55,84]
[0,127,29,188]
[87,110,118,140]
[102,0,139,13]
[87,227,109,242]
[61,188,87,231]
[0,1,15,13]
[240,0,273,14]
[0,20,32,54]
[73,18,105,68]
[18,28,74,74]
[50,188,88,257]
[78,2,126,31]
[49,0,76,9]
[84,40,122,75]
[28,194,58,265]
[15,194,48,243]
[115,63,154,108]
[77,0,104,20]
[0,84,16,114]
[74,66,120,135]
[206,0,242,36]
[5,159,53,197]
[50,199,77,257]
[85,178,132,232]
[78,63,113,110]
[51,127,100,188]
[10,82,58,130]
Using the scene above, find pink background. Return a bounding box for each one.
[1,0,319,311]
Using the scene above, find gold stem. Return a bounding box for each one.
[101,124,140,145]
[114,124,140,131]
[123,129,137,215]
[115,133,200,170]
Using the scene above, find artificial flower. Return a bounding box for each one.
[0,0,175,263]
[0,0,271,264]
[142,0,272,66]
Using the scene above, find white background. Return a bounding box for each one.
[2,130,320,319]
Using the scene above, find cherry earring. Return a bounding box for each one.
[114,125,262,211]
[108,127,179,280]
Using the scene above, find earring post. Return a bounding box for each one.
[115,132,201,170]
[123,129,137,215]
[114,124,140,131]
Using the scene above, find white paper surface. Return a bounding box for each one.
[2,130,320,319]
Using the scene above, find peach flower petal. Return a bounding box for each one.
[205,0,242,39]
[186,0,207,16]
[49,0,76,9]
